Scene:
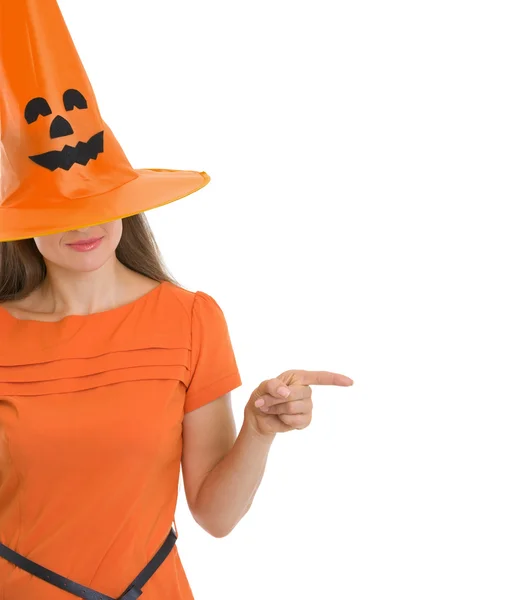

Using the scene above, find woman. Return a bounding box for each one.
[0,1,353,598]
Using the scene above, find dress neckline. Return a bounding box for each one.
[0,281,165,325]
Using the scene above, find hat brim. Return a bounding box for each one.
[0,168,210,242]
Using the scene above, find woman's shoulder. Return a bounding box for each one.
[158,280,221,311]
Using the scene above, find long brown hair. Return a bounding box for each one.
[0,213,182,302]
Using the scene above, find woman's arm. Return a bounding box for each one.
[182,393,275,538]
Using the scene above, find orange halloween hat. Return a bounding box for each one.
[0,0,210,242]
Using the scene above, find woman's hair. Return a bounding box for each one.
[0,213,181,302]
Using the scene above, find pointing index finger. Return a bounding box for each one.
[295,371,353,386]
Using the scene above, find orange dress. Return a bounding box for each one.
[0,281,242,599]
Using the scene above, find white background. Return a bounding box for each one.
[60,1,515,598]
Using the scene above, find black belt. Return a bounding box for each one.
[0,526,177,600]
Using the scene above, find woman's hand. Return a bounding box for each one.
[244,370,353,438]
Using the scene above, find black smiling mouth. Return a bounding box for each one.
[29,130,104,171]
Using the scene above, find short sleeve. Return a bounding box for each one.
[184,291,242,413]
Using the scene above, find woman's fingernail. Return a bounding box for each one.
[255,399,265,407]
[278,386,290,398]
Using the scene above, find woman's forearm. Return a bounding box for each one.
[191,419,275,538]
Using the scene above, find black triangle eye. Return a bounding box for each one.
[63,89,88,111]
[25,97,52,124]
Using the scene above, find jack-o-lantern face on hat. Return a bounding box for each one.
[0,0,210,243]
[25,88,104,172]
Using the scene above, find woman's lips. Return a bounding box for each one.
[66,237,104,252]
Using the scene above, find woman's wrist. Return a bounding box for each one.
[242,413,277,446]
